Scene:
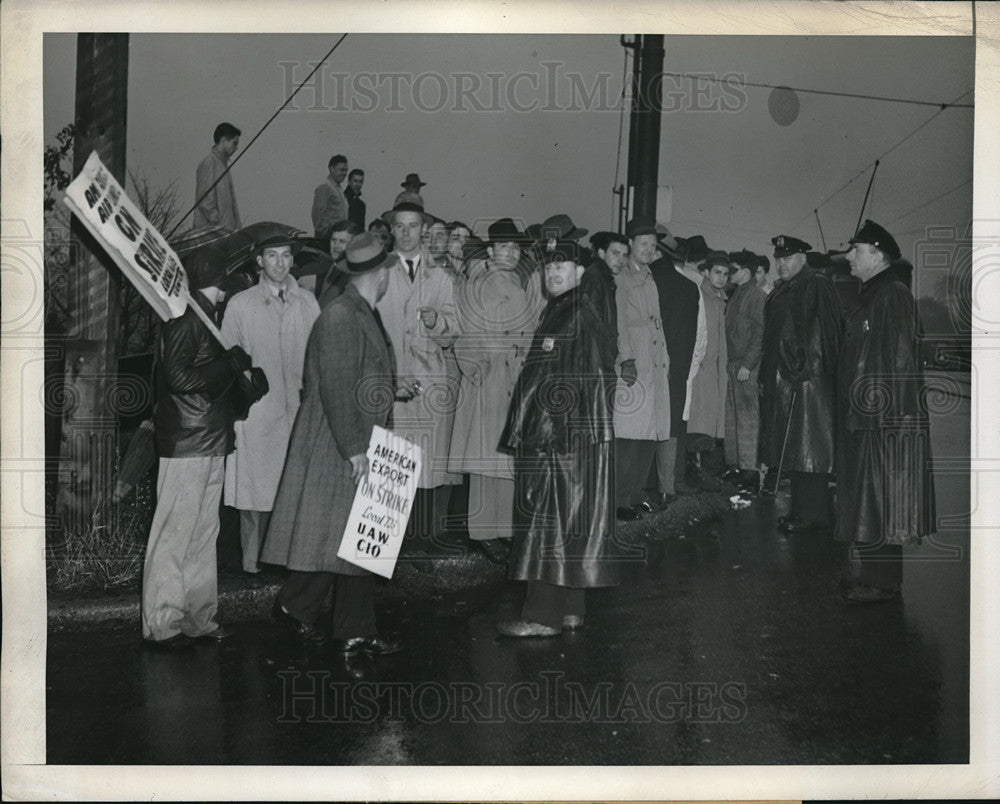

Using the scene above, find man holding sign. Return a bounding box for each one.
[262,232,403,655]
[142,246,264,648]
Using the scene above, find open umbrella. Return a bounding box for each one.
[291,236,334,279]
[210,222,308,275]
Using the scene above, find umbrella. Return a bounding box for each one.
[208,222,308,275]
[291,237,334,279]
[168,224,230,258]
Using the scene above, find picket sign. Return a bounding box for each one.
[63,151,233,348]
[337,425,423,579]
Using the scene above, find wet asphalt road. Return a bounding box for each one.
[46,373,970,766]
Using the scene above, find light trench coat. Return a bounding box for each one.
[613,260,671,440]
[687,278,729,438]
[221,279,320,510]
[376,250,461,487]
[449,264,544,479]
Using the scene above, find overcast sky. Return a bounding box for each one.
[44,32,973,284]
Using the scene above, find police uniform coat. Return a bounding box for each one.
[759,265,841,472]
[613,260,671,440]
[376,250,461,487]
[260,284,395,576]
[834,268,935,546]
[221,279,320,511]
[501,286,619,588]
[687,279,729,438]
[448,263,543,479]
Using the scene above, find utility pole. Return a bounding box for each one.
[629,34,665,221]
[56,34,129,533]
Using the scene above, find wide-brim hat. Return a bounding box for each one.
[667,234,710,264]
[698,250,732,271]
[625,215,670,241]
[400,172,427,188]
[252,223,305,258]
[487,217,531,246]
[336,231,392,275]
[849,218,901,261]
[537,213,589,242]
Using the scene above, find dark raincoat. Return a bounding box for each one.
[834,268,935,546]
[500,286,619,588]
[759,265,842,472]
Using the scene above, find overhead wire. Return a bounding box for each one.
[168,34,350,239]
[659,70,975,110]
[790,86,974,233]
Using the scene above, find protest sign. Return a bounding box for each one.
[64,151,192,322]
[337,425,422,579]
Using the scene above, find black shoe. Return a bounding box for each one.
[634,500,655,515]
[477,538,511,565]
[143,633,195,651]
[196,624,236,641]
[720,468,743,483]
[242,571,267,589]
[273,599,328,646]
[616,505,643,521]
[332,634,404,656]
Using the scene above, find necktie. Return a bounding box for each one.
[406,259,415,282]
[278,289,285,302]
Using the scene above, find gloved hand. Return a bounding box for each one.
[227,345,252,373]
[620,359,638,387]
[248,366,269,399]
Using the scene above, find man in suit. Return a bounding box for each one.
[377,201,460,546]
[194,122,242,233]
[262,233,402,654]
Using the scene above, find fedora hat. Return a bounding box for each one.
[400,172,427,188]
[665,234,710,264]
[538,213,589,242]
[487,217,530,245]
[336,231,392,275]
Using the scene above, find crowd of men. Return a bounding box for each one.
[139,123,936,651]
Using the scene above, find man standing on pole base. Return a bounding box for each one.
[194,123,242,233]
[836,220,935,603]
[759,234,841,534]
[142,246,261,648]
[497,241,618,637]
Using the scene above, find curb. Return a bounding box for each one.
[47,493,732,632]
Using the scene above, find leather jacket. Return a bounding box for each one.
[154,292,237,458]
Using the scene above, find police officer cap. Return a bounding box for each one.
[771,235,812,258]
[850,219,901,261]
